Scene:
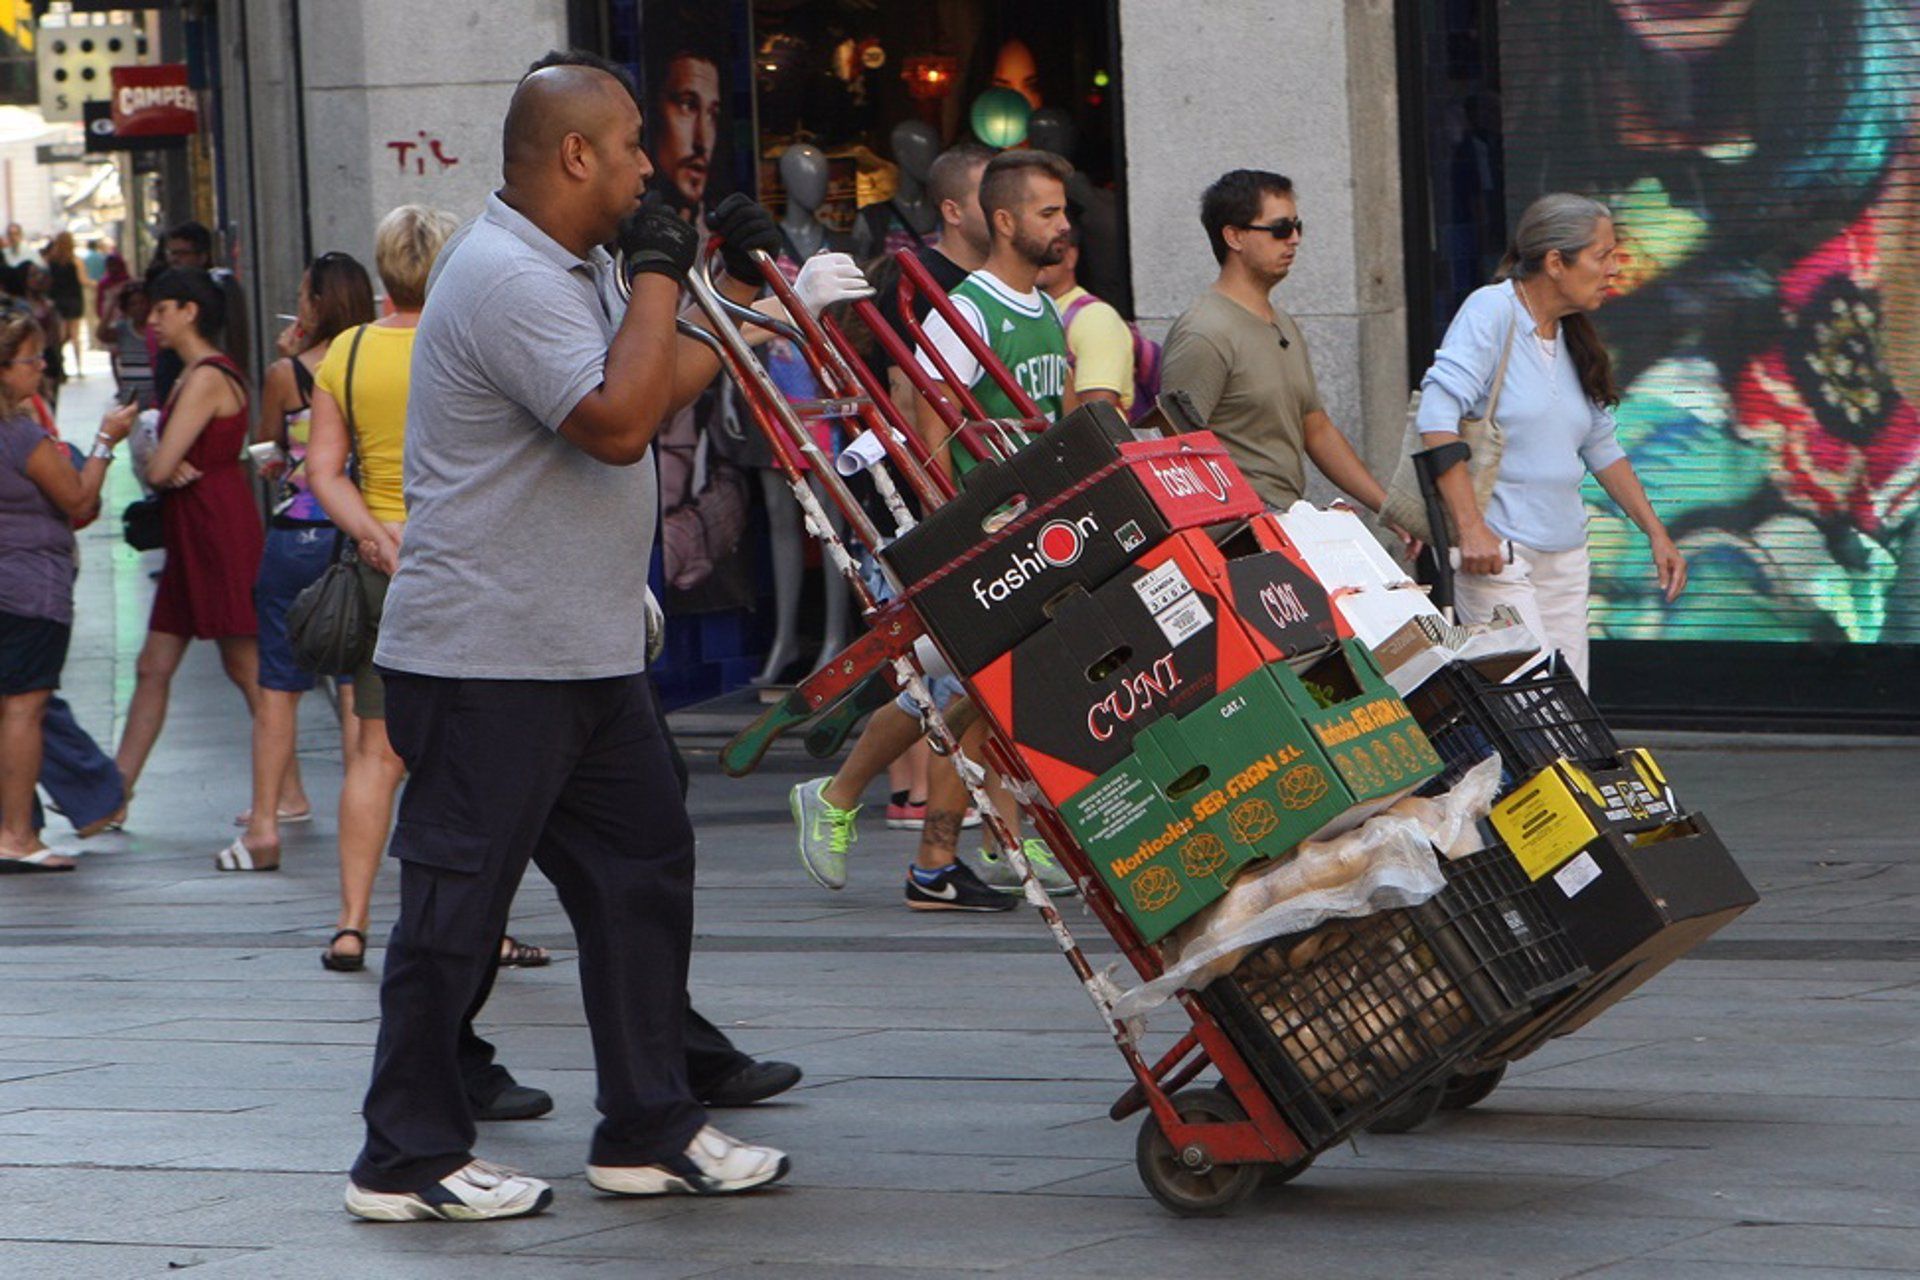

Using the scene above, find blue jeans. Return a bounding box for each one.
[14,696,125,833]
[255,524,340,693]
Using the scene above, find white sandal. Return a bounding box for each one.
[214,837,279,872]
[0,847,78,873]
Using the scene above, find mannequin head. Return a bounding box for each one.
[890,120,941,187]
[779,143,829,216]
[1027,108,1078,164]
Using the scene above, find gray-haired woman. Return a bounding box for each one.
[1415,192,1686,688]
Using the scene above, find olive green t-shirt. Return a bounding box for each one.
[1160,289,1323,509]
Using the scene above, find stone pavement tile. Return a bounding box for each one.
[1516,1039,1920,1102]
[688,1266,995,1279]
[0,1241,257,1279]
[0,1080,286,1112]
[1520,1174,1920,1231]
[0,1166,699,1257]
[1614,1090,1920,1130]
[1299,1129,1683,1181]
[107,1017,379,1047]
[1035,1160,1591,1211]
[0,1061,105,1085]
[520,1186,1143,1269]
[1577,1263,1895,1280]
[1631,1145,1920,1194]
[988,1204,1719,1280]
[1643,1223,1920,1271]
[184,1250,704,1279]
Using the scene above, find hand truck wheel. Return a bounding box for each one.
[1439,1063,1507,1111]
[1134,1086,1269,1216]
[1363,1080,1446,1135]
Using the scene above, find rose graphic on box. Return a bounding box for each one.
[1180,833,1230,878]
[1131,866,1183,914]
[1229,798,1280,845]
[1276,763,1330,811]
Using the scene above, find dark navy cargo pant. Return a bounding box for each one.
[351,672,706,1192]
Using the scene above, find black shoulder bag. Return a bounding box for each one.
[286,327,376,675]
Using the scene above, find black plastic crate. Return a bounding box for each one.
[1199,845,1583,1151]
[1405,655,1619,795]
[1414,845,1588,1014]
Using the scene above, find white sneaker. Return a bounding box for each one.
[587,1125,791,1196]
[344,1158,552,1222]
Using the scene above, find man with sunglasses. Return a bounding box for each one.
[1162,169,1387,513]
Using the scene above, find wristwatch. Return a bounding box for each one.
[90,435,117,461]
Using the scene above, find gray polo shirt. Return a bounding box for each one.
[375,193,655,680]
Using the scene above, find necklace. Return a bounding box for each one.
[1516,279,1559,365]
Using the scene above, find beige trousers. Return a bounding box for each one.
[1452,539,1593,689]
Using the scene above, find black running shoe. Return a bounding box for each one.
[904,860,1018,912]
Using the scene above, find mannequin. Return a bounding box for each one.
[757,143,852,684]
[778,143,832,262]
[1028,108,1128,314]
[890,121,940,232]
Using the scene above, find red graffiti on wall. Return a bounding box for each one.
[385,132,460,175]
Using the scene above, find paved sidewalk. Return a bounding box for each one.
[4,362,1920,1277]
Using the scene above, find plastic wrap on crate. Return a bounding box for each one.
[1109,757,1503,1020]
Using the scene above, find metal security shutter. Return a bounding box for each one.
[1498,0,1920,650]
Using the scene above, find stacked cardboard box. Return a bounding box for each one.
[1056,643,1442,941]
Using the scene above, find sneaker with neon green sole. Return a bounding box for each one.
[791,778,859,890]
[963,838,1079,896]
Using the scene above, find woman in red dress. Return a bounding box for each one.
[113,270,266,853]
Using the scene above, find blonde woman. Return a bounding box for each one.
[306,206,457,970]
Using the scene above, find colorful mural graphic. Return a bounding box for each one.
[1500,0,1920,643]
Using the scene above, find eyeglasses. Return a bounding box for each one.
[1239,217,1305,240]
[3,355,47,366]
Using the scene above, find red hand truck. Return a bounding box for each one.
[660,240,1315,1214]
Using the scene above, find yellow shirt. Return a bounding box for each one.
[313,322,415,522]
[1056,285,1136,415]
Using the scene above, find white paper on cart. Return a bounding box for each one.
[1272,501,1412,593]
[1108,756,1504,1023]
[835,427,911,476]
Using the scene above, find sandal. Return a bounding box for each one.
[498,935,551,968]
[0,848,78,873]
[321,929,367,972]
[214,837,280,872]
[232,806,314,828]
[76,802,129,839]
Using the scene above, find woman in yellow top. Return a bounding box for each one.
[307,205,455,971]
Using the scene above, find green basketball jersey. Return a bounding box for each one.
[944,271,1070,474]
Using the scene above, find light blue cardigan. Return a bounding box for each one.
[1415,281,1626,552]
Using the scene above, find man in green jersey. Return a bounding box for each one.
[914,149,1080,477]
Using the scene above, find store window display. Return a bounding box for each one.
[756,142,856,683]
[859,120,942,258]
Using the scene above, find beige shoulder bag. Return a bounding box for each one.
[1380,312,1517,543]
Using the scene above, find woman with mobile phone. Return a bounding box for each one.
[111,270,264,833]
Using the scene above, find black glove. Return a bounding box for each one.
[618,199,699,285]
[710,193,781,285]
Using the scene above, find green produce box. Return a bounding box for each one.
[1063,645,1438,942]
[1287,640,1444,804]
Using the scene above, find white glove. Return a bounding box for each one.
[793,251,874,316]
[644,587,666,663]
